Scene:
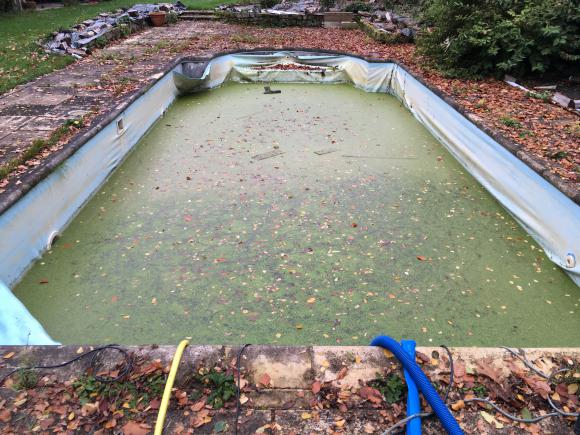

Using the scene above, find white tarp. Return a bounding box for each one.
[0,51,577,344]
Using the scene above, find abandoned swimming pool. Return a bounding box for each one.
[1,52,578,346]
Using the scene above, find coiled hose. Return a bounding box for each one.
[371,336,463,435]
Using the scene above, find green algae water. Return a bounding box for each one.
[13,83,579,346]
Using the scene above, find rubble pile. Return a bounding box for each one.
[358,9,419,41]
[268,0,320,14]
[45,2,186,58]
[218,0,320,15]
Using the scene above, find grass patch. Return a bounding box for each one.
[0,0,139,94]
[500,116,523,129]
[0,118,84,180]
[14,369,39,390]
[525,91,551,102]
[183,0,244,9]
[230,33,258,44]
[0,0,242,94]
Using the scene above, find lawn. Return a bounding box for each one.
[0,0,236,94]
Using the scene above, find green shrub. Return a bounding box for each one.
[259,0,280,8]
[370,373,405,404]
[500,116,522,128]
[345,2,374,13]
[417,0,580,78]
[320,0,336,11]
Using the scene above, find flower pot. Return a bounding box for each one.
[149,11,167,27]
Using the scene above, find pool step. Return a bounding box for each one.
[180,10,219,21]
[323,12,357,29]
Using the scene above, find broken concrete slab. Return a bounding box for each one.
[225,345,314,389]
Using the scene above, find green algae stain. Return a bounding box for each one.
[13,83,579,346]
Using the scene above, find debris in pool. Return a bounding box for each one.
[264,86,282,95]
[314,148,337,155]
[342,155,418,159]
[252,149,284,160]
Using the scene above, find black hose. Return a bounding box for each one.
[0,345,132,387]
[234,344,251,435]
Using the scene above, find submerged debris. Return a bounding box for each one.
[264,86,282,94]
[252,149,285,160]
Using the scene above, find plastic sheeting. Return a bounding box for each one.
[0,69,179,344]
[0,51,577,344]
[0,281,57,345]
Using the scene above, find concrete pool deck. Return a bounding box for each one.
[0,21,578,213]
[0,344,578,433]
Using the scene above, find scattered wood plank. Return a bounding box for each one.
[252,149,284,160]
[314,148,337,155]
[341,155,417,159]
[551,92,572,109]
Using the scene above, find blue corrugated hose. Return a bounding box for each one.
[371,336,463,435]
[401,340,421,435]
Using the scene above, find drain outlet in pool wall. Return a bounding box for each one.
[116,117,125,135]
[47,231,60,250]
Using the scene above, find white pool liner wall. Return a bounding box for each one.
[1,52,577,344]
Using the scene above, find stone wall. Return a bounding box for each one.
[218,10,324,27]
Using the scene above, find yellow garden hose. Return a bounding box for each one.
[154,339,190,435]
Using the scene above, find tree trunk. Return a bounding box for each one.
[12,0,23,11]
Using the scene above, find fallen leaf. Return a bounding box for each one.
[2,352,15,359]
[122,421,150,435]
[191,401,205,412]
[312,381,321,394]
[0,410,11,423]
[476,358,505,384]
[258,373,271,387]
[307,297,316,304]
[336,367,348,380]
[480,411,503,429]
[301,412,312,420]
[213,420,227,433]
[364,422,376,433]
[451,400,465,411]
[104,419,117,429]
[416,256,426,261]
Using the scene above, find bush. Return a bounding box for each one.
[320,0,336,11]
[259,0,280,8]
[345,2,374,12]
[417,0,580,78]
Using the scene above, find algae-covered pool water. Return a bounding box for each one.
[14,83,579,346]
